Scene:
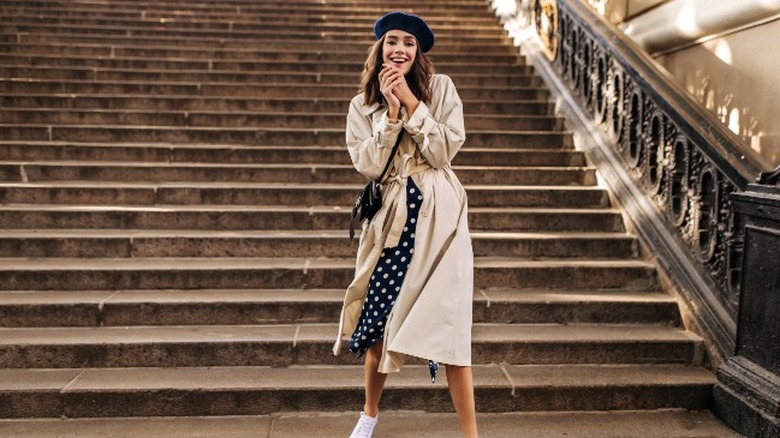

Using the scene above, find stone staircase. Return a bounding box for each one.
[0,0,737,435]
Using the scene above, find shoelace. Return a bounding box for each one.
[353,423,367,438]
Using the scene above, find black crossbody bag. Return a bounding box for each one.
[349,132,404,240]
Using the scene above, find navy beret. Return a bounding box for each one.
[374,12,435,53]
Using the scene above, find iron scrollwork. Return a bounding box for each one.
[533,0,744,312]
[532,0,559,61]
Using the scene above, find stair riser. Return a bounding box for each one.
[0,111,562,131]
[1,5,498,19]
[0,210,623,232]
[0,265,657,291]
[8,35,514,53]
[12,166,594,186]
[0,69,541,88]
[479,301,681,326]
[4,0,496,11]
[0,10,502,24]
[0,30,506,45]
[475,266,658,290]
[0,95,552,115]
[0,384,713,419]
[0,127,568,148]
[3,0,499,12]
[0,236,635,259]
[0,300,681,327]
[3,7,498,21]
[2,2,497,13]
[0,186,607,207]
[1,22,505,37]
[0,56,536,75]
[473,211,624,232]
[0,340,698,369]
[0,82,547,101]
[0,165,19,181]
[1,9,503,20]
[0,45,523,64]
[0,145,584,167]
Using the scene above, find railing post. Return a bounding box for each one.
[714,183,780,437]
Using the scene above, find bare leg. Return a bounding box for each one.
[362,341,387,417]
[446,365,479,438]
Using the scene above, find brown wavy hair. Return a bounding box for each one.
[359,34,435,107]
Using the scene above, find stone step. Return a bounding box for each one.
[0,410,742,438]
[0,289,682,327]
[1,67,542,88]
[0,143,583,166]
[0,109,563,131]
[0,323,703,369]
[3,162,595,186]
[0,230,633,259]
[0,206,625,232]
[0,54,535,75]
[2,2,499,18]
[0,125,570,148]
[8,0,491,7]
[0,257,658,291]
[1,9,499,24]
[11,34,512,56]
[0,183,607,207]
[0,94,553,115]
[7,28,512,49]
[0,10,500,29]
[0,164,17,181]
[0,364,715,418]
[0,28,512,45]
[0,79,547,101]
[0,43,523,64]
[0,4,500,19]
[0,93,553,116]
[0,14,504,30]
[6,0,491,7]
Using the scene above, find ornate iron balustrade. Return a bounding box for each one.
[505,0,770,359]
[496,3,780,433]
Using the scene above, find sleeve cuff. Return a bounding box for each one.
[376,111,404,148]
[403,101,430,133]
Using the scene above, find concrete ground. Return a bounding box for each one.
[0,410,742,437]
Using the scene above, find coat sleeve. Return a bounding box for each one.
[346,96,404,181]
[403,75,466,169]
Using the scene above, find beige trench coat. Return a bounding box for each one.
[333,74,474,374]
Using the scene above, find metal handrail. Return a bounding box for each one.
[497,0,779,360]
[560,0,764,189]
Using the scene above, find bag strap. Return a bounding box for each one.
[348,131,405,241]
[377,130,405,182]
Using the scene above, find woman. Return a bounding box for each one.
[332,11,479,438]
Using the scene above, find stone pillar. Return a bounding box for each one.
[714,184,780,438]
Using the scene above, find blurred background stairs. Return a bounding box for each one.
[0,0,739,436]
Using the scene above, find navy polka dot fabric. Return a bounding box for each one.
[350,177,422,357]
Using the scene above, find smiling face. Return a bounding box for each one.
[382,29,418,75]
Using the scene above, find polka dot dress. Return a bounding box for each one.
[350,177,422,357]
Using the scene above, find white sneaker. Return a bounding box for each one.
[349,412,378,438]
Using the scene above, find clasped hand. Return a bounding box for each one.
[379,64,419,122]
